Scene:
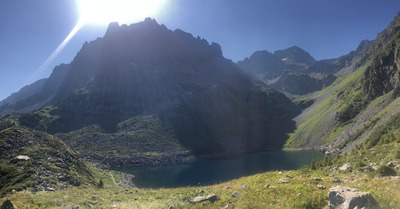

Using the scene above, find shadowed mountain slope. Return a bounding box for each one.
[1,18,298,164]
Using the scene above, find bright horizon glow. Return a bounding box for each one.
[78,0,165,25]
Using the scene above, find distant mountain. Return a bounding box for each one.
[238,46,337,95]
[1,18,298,166]
[237,50,286,81]
[274,46,316,67]
[286,11,400,154]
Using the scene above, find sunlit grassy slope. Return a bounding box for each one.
[284,65,368,148]
[2,141,400,209]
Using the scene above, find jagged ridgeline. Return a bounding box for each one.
[0,18,297,166]
[285,12,400,152]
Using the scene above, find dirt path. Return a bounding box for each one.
[109,172,117,186]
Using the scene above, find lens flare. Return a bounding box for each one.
[26,21,84,84]
[28,0,165,84]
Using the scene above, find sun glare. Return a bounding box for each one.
[78,0,165,25]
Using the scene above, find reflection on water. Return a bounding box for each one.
[112,150,325,188]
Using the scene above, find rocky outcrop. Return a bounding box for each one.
[362,12,400,99]
[328,186,380,209]
[0,126,95,194]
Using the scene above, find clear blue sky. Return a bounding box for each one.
[1,0,400,101]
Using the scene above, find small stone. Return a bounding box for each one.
[316,185,326,190]
[240,184,248,189]
[191,193,218,204]
[278,171,284,174]
[223,186,231,189]
[339,163,351,171]
[167,205,173,209]
[232,191,241,198]
[278,177,288,184]
[16,155,30,161]
[311,178,323,181]
[364,166,375,172]
[330,178,342,183]
[220,204,229,209]
[286,175,293,179]
[264,183,270,188]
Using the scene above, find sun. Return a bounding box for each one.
[77,0,165,25]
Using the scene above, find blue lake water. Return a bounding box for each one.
[113,150,325,188]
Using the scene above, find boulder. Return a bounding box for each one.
[387,161,396,168]
[232,191,241,198]
[278,177,289,184]
[191,193,218,204]
[1,199,17,209]
[330,178,342,183]
[339,163,352,172]
[15,155,30,160]
[328,186,380,209]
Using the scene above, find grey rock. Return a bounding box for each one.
[191,193,218,204]
[330,178,342,183]
[339,163,351,171]
[264,183,270,188]
[364,166,375,172]
[387,161,396,168]
[232,191,241,198]
[312,178,323,181]
[317,184,326,190]
[1,199,17,209]
[15,155,30,160]
[278,177,289,184]
[220,204,229,209]
[328,186,380,209]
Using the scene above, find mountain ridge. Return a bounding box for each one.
[1,18,298,166]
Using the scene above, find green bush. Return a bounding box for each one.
[376,165,397,177]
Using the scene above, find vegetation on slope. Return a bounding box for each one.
[1,141,400,208]
[285,65,369,148]
[0,125,96,195]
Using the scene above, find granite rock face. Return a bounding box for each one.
[328,186,380,209]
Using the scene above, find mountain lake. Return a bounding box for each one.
[112,150,326,188]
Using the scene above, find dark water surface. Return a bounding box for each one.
[113,150,325,188]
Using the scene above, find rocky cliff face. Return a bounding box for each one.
[4,18,297,159]
[362,12,400,99]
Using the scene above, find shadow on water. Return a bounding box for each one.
[112,150,325,188]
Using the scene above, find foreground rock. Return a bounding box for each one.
[191,193,219,204]
[328,186,380,209]
[1,199,17,209]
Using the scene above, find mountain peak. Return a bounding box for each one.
[274,46,316,66]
